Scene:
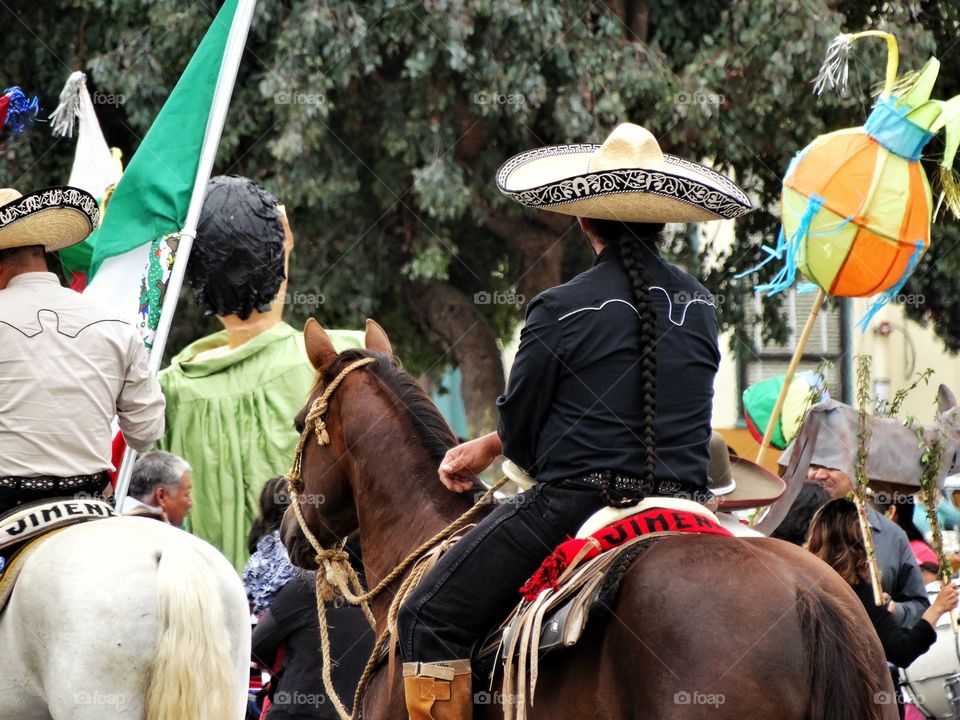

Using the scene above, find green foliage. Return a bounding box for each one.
[1,0,959,374]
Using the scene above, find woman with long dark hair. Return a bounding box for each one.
[396,123,752,719]
[806,498,957,668]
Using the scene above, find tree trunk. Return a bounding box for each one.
[485,209,573,307]
[408,281,505,436]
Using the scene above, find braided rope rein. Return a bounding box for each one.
[285,355,507,720]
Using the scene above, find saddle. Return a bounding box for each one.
[0,498,115,612]
[475,498,735,719]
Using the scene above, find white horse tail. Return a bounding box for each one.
[146,538,238,720]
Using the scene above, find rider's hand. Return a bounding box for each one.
[932,582,959,616]
[439,432,502,493]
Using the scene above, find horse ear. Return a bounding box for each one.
[365,319,393,357]
[303,318,338,369]
[939,385,958,414]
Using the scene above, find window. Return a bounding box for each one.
[738,290,850,416]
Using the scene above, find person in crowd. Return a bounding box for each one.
[770,483,828,546]
[0,185,164,516]
[806,498,958,668]
[119,451,193,526]
[873,492,943,585]
[243,476,297,616]
[155,176,364,570]
[913,482,960,536]
[252,538,374,720]
[806,464,929,627]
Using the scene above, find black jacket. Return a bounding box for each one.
[497,244,720,486]
[854,581,936,668]
[252,573,374,720]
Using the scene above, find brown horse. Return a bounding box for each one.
[282,319,898,720]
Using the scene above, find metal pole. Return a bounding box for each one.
[113,0,259,509]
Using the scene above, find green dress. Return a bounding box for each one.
[156,322,364,570]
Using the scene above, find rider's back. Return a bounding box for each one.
[0,272,165,477]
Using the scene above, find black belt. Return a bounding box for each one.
[0,472,110,493]
[564,471,713,504]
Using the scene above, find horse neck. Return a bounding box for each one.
[343,381,475,603]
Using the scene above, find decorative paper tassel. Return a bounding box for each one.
[889,70,922,100]
[937,165,960,219]
[934,98,960,219]
[754,195,825,295]
[857,239,924,332]
[814,31,900,98]
[734,226,786,279]
[813,35,853,96]
[0,86,40,134]
[49,71,88,139]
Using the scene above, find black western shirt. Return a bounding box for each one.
[497,245,720,486]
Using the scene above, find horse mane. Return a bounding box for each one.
[320,349,459,465]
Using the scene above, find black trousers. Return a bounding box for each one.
[398,480,609,662]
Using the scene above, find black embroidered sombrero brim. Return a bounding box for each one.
[496,124,752,223]
[0,186,100,252]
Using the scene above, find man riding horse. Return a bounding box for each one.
[396,123,752,719]
[0,185,165,519]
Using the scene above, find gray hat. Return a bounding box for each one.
[778,396,960,491]
[755,390,960,535]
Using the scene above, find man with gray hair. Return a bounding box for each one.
[120,451,193,527]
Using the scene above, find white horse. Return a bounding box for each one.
[0,515,251,720]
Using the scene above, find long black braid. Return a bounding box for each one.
[588,219,665,507]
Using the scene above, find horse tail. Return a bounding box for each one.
[146,539,238,720]
[797,587,891,720]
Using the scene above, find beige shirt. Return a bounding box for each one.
[0,272,165,477]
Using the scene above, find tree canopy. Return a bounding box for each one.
[2,0,959,430]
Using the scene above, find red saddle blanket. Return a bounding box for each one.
[520,507,733,601]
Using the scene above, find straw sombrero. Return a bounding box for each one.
[496,123,752,223]
[0,186,99,252]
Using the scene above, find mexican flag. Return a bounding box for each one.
[83,0,242,349]
[50,72,124,290]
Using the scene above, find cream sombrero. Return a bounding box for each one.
[497,123,752,223]
[0,186,100,252]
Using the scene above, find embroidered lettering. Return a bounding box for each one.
[5,518,27,537]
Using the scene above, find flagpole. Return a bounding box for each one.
[113,0,259,509]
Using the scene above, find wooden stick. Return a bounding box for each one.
[851,489,885,605]
[918,435,958,633]
[852,355,885,606]
[755,289,827,467]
